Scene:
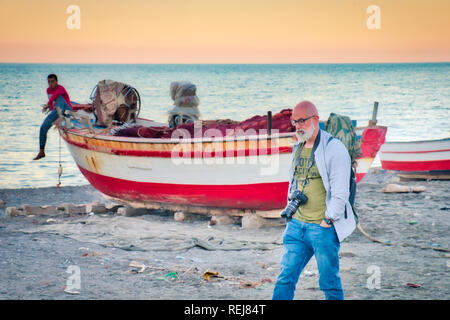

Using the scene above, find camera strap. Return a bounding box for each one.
[290,131,321,195]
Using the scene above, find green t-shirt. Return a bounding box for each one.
[292,147,327,224]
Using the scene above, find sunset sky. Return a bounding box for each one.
[0,0,449,63]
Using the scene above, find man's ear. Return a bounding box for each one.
[314,116,320,125]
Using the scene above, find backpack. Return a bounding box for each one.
[326,132,359,224]
[325,113,362,166]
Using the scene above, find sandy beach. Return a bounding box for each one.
[0,168,449,300]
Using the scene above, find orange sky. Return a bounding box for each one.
[0,0,449,63]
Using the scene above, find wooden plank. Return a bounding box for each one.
[399,173,450,181]
[253,209,283,219]
[368,101,379,127]
[103,194,287,218]
[372,101,379,122]
[102,194,252,216]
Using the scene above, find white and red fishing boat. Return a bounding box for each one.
[379,138,450,173]
[57,82,387,211]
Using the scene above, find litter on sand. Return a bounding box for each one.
[82,251,105,257]
[239,280,260,289]
[202,271,225,281]
[129,261,146,273]
[406,283,421,288]
[164,272,178,279]
[382,184,426,193]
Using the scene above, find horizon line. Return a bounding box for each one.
[0,61,449,65]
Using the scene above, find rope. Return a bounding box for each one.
[54,117,66,189]
[357,223,450,253]
[56,132,63,188]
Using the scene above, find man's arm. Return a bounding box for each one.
[42,104,50,112]
[47,86,66,108]
[324,140,351,222]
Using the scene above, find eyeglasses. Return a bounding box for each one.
[291,115,316,126]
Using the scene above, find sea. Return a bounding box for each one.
[0,63,449,189]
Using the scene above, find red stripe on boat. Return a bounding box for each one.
[381,149,450,154]
[63,135,293,158]
[380,159,450,171]
[360,127,387,158]
[355,172,365,183]
[77,165,289,210]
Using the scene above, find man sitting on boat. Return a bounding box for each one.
[33,74,73,160]
[272,100,356,300]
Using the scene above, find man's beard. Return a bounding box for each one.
[295,123,315,143]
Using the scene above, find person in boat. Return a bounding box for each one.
[272,100,356,300]
[33,74,73,160]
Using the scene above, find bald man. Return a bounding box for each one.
[272,101,356,300]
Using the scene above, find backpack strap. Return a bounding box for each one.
[289,131,322,197]
[327,136,334,145]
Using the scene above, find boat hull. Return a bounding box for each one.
[77,165,289,210]
[380,138,450,172]
[64,136,293,210]
[60,120,387,210]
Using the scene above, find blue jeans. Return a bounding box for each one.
[39,96,72,150]
[272,218,344,300]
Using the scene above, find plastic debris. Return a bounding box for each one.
[406,283,421,288]
[408,220,418,225]
[340,252,356,258]
[239,280,260,289]
[129,261,146,273]
[429,242,440,247]
[164,272,177,279]
[303,270,318,277]
[82,251,105,257]
[202,271,224,281]
[258,262,268,269]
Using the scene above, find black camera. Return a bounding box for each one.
[280,190,308,220]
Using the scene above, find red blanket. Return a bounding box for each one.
[115,109,295,139]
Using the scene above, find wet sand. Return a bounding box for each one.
[0,168,449,300]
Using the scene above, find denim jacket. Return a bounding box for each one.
[288,129,356,242]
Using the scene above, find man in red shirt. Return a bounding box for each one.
[33,74,73,160]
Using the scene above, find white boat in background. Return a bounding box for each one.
[379,138,450,173]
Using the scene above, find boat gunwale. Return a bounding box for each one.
[381,137,450,145]
[60,131,295,158]
[63,119,380,145]
[63,126,298,144]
